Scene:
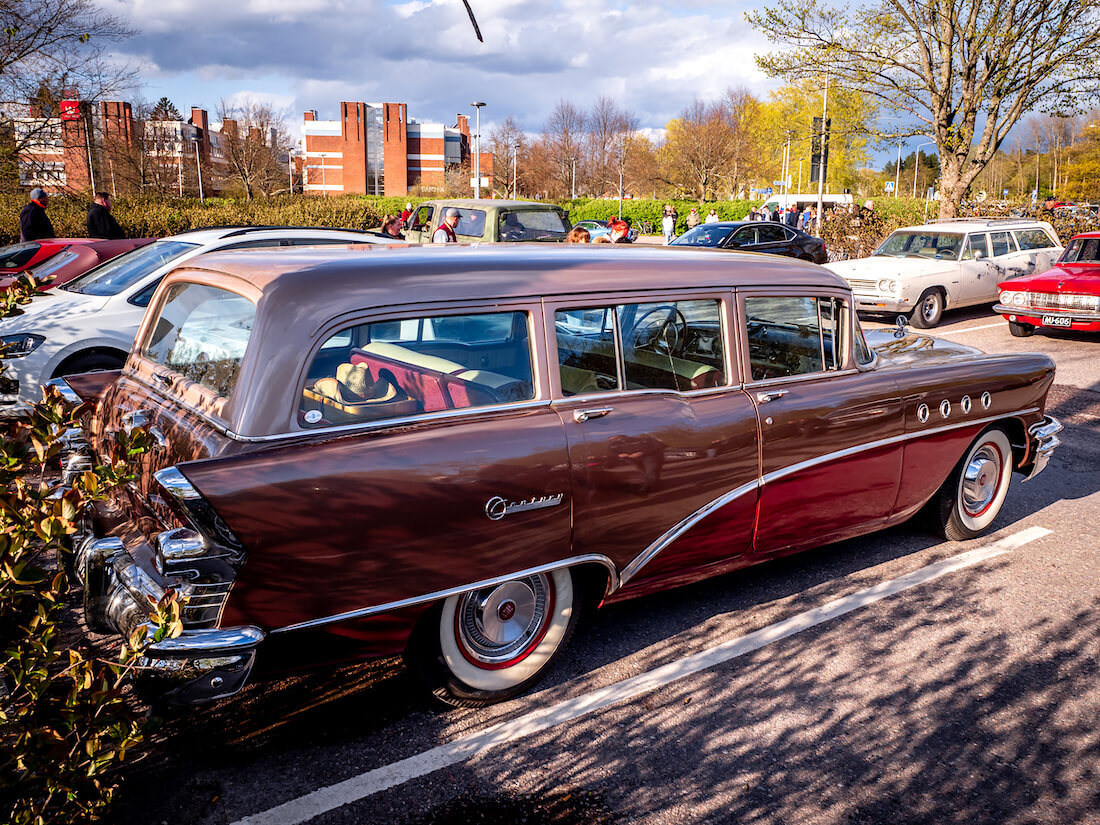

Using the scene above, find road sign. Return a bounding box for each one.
[884,181,895,193]
[1003,189,1010,198]
[764,187,773,195]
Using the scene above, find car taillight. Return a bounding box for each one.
[153,466,245,628]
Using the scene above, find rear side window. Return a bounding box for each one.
[555,299,725,395]
[142,283,255,399]
[498,210,569,240]
[300,310,534,427]
[744,296,848,381]
[454,210,487,238]
[1014,228,1055,250]
[961,234,989,260]
[989,231,1016,257]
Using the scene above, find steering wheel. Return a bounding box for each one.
[631,305,688,354]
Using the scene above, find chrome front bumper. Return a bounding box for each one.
[75,532,264,705]
[1022,416,1062,481]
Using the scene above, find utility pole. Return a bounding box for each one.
[815,71,829,234]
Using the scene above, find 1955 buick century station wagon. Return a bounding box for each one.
[58,244,1062,706]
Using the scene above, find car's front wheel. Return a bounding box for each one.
[932,427,1014,541]
[409,567,577,707]
[910,288,945,329]
[1008,320,1035,337]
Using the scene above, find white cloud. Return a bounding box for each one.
[109,0,785,136]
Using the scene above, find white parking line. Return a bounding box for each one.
[233,526,1052,825]
[934,321,1006,335]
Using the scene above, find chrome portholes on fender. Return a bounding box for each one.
[932,427,1014,541]
[410,568,578,707]
[917,403,930,423]
[940,399,951,419]
[981,392,992,410]
[961,395,972,414]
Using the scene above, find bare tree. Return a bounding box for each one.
[586,97,639,197]
[0,0,132,189]
[542,100,586,197]
[488,115,527,197]
[749,0,1100,217]
[659,99,735,200]
[217,99,292,199]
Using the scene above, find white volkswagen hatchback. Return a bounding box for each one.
[0,226,401,415]
[825,218,1062,328]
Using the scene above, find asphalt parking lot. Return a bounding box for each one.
[112,302,1100,825]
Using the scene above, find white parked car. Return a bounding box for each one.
[0,226,401,415]
[825,219,1062,328]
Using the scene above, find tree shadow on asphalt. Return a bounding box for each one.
[391,572,1100,825]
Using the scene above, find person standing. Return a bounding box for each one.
[704,208,719,224]
[19,188,54,242]
[86,192,125,239]
[661,206,675,244]
[686,207,700,230]
[400,202,413,226]
[432,207,460,243]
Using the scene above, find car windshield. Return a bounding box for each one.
[0,241,43,269]
[62,239,198,296]
[670,226,733,247]
[874,231,964,260]
[1060,237,1100,263]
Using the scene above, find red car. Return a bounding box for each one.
[0,237,154,291]
[996,231,1100,336]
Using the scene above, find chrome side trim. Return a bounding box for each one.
[1023,415,1062,481]
[154,466,203,500]
[618,405,1042,584]
[268,553,621,635]
[618,479,760,586]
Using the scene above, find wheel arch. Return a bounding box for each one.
[50,345,129,379]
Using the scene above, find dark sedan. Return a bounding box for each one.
[671,221,827,264]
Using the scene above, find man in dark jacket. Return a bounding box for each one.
[86,192,125,239]
[19,188,54,242]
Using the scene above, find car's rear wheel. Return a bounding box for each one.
[1008,320,1035,337]
[910,288,945,329]
[409,567,577,707]
[932,427,1013,541]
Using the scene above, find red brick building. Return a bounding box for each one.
[300,102,493,196]
[16,100,227,196]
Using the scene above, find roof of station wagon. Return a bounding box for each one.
[166,243,849,331]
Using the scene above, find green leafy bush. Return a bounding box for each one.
[0,274,180,824]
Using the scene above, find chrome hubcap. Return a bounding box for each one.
[457,574,549,664]
[923,296,938,320]
[962,445,1001,516]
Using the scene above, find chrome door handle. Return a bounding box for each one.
[574,406,614,423]
[755,389,789,403]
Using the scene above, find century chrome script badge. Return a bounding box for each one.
[485,493,564,521]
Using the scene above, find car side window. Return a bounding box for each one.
[411,206,433,231]
[555,299,726,395]
[961,234,989,260]
[730,227,756,245]
[989,231,1016,257]
[757,225,787,243]
[1014,228,1055,250]
[218,239,289,250]
[744,296,847,381]
[454,209,486,238]
[300,310,534,428]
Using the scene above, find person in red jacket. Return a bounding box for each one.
[433,207,460,243]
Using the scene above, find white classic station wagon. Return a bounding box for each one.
[825,219,1062,328]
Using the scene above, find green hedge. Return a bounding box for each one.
[0,192,955,246]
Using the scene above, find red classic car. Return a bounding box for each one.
[996,231,1100,336]
[0,237,154,291]
[57,245,1062,707]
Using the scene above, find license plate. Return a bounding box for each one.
[1041,315,1073,327]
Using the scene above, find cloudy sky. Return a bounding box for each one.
[99,0,780,140]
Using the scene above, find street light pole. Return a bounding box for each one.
[894,142,902,198]
[190,135,204,204]
[571,157,576,200]
[471,101,486,200]
[512,142,518,199]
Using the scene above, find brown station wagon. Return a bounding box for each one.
[57,245,1062,706]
